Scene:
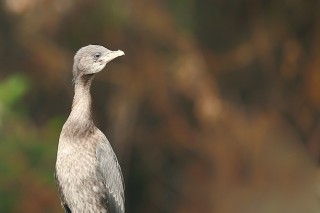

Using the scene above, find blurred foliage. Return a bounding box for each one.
[0,0,320,212]
[0,74,28,110]
[0,74,62,212]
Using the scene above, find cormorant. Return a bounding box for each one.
[55,45,125,213]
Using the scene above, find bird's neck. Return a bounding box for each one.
[72,78,93,118]
[66,75,95,136]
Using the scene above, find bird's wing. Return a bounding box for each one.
[54,172,72,213]
[96,133,125,213]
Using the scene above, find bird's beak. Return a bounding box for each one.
[103,50,125,64]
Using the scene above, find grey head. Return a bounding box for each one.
[73,45,124,83]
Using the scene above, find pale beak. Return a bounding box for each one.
[103,50,125,64]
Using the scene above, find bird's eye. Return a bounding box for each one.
[93,52,101,59]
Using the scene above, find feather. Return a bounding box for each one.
[96,132,125,213]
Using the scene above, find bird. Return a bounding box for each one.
[55,45,125,213]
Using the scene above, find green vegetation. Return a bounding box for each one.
[0,74,62,212]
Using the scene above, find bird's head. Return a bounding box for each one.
[73,45,124,83]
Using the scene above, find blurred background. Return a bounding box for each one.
[0,0,320,212]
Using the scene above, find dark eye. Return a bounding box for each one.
[93,52,101,59]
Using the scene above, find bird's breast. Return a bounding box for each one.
[55,137,106,212]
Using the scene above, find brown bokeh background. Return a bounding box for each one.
[1,0,320,212]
